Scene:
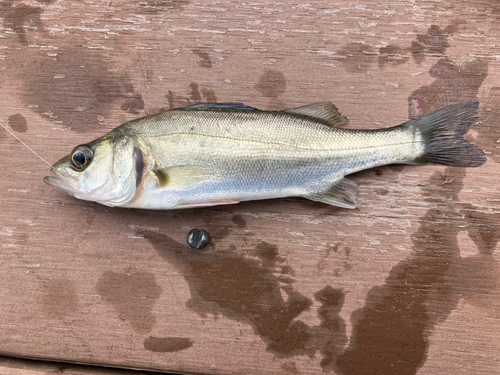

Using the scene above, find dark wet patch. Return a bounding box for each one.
[408,58,488,118]
[378,45,409,69]
[231,214,247,228]
[192,49,212,68]
[463,208,500,255]
[280,360,301,375]
[8,114,28,133]
[120,84,145,114]
[475,86,500,163]
[311,286,347,372]
[166,83,217,109]
[19,47,144,132]
[337,44,493,373]
[410,23,462,64]
[143,336,193,353]
[137,0,190,13]
[141,231,347,361]
[0,1,43,45]
[255,70,287,99]
[96,269,162,335]
[40,278,78,319]
[336,42,376,74]
[35,0,57,3]
[388,165,405,172]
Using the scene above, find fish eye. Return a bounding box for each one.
[71,145,93,171]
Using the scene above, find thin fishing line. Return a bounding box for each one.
[0,122,51,167]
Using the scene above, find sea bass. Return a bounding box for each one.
[44,102,485,209]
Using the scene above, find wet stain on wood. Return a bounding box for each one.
[8,114,28,133]
[96,269,162,335]
[336,45,493,373]
[141,230,347,364]
[17,47,145,132]
[0,2,43,45]
[143,336,193,353]
[192,49,212,68]
[231,214,247,229]
[166,83,217,109]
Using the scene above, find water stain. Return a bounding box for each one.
[408,58,488,118]
[336,24,460,73]
[141,230,347,362]
[336,43,376,74]
[0,1,43,45]
[96,269,162,335]
[311,286,347,372]
[137,0,190,13]
[231,214,247,229]
[40,278,78,319]
[410,23,461,64]
[337,47,494,374]
[475,86,500,163]
[19,46,143,132]
[120,84,145,114]
[280,360,301,375]
[143,336,193,353]
[378,45,409,69]
[166,83,217,109]
[192,49,212,68]
[8,114,28,133]
[255,70,287,99]
[255,69,287,110]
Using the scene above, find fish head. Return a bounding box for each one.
[44,134,144,207]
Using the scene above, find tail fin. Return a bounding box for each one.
[405,102,486,167]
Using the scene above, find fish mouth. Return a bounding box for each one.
[43,175,61,187]
[43,172,76,196]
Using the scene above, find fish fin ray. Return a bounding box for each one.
[181,102,260,111]
[403,102,485,167]
[284,102,349,128]
[306,178,357,209]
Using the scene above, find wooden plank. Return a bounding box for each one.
[0,356,160,375]
[0,0,499,374]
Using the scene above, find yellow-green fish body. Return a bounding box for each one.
[44,102,485,209]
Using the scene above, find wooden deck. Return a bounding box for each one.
[0,0,499,374]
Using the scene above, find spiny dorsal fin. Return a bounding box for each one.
[284,102,349,128]
[306,178,357,209]
[182,102,260,111]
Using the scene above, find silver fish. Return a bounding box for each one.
[44,101,485,209]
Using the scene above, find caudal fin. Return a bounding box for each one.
[405,102,486,167]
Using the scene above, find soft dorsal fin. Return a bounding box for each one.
[284,102,349,128]
[182,102,260,111]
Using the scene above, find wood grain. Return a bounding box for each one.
[0,1,499,374]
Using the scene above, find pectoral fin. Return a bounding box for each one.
[151,166,211,189]
[306,178,357,209]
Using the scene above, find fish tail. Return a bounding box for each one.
[404,102,486,167]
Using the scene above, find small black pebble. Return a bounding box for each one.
[187,228,210,249]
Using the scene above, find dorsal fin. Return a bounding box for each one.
[284,102,349,128]
[182,102,260,111]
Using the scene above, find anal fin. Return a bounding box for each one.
[306,178,357,209]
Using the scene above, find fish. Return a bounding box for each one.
[44,101,485,210]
